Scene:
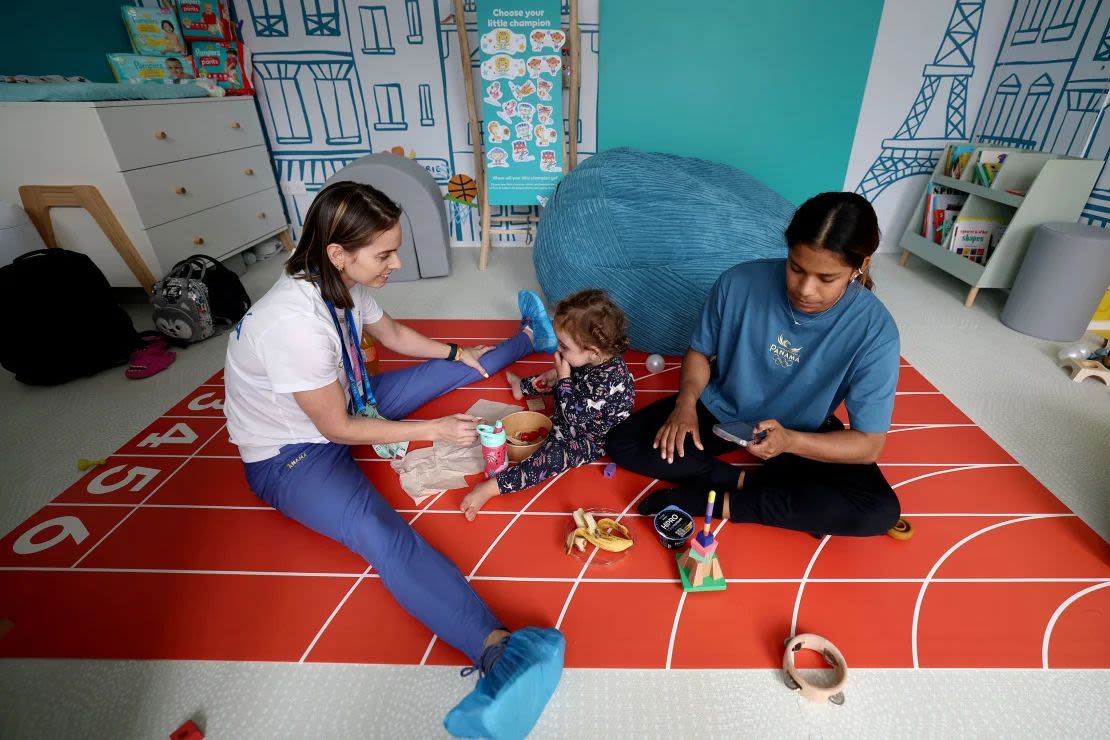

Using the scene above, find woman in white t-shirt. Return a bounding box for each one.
[224,181,564,739]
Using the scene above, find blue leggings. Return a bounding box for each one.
[244,330,534,662]
[371,331,533,420]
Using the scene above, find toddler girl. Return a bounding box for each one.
[461,290,635,519]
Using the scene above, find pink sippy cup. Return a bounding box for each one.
[477,420,508,478]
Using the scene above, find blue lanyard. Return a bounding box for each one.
[323,299,377,413]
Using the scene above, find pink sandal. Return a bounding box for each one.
[127,334,176,379]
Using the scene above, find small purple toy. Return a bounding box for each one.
[603,462,617,478]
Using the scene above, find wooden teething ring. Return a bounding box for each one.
[887,517,914,541]
[782,633,847,705]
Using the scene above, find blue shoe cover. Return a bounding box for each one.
[444,627,565,740]
[517,291,557,354]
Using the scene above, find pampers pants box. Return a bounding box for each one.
[108,53,197,85]
[173,0,232,42]
[121,5,188,56]
[193,41,253,94]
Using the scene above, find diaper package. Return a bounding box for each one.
[107,53,197,85]
[193,41,253,95]
[173,0,232,42]
[121,5,188,56]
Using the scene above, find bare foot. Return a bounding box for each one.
[506,370,524,400]
[461,479,499,521]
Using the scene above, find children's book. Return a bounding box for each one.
[978,149,1009,166]
[973,163,990,186]
[949,215,1010,265]
[947,144,977,178]
[936,204,963,247]
[949,217,993,264]
[922,181,968,243]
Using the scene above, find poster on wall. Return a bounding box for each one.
[478,0,565,206]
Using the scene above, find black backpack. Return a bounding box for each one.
[152,255,251,344]
[0,249,142,385]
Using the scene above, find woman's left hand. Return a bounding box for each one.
[747,419,794,460]
[459,345,492,378]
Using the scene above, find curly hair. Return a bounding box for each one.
[553,289,630,357]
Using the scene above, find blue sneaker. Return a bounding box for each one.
[444,627,565,740]
[518,290,557,353]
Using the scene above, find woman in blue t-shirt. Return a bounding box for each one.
[608,192,901,537]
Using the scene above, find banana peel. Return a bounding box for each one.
[565,508,634,554]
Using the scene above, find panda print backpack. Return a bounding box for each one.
[151,255,251,344]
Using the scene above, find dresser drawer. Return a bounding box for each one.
[124,146,274,228]
[99,99,264,171]
[147,188,285,270]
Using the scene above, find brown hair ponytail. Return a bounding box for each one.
[286,181,401,308]
[785,192,881,290]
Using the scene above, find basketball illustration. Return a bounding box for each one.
[447,173,478,204]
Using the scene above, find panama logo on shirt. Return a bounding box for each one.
[769,333,803,368]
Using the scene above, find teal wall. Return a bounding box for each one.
[598,0,884,204]
[0,1,133,82]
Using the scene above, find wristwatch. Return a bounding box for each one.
[446,343,462,361]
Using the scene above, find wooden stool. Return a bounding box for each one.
[18,184,157,293]
[277,228,295,252]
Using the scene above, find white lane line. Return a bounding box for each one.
[1041,581,1110,669]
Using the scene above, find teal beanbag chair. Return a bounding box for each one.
[533,148,793,355]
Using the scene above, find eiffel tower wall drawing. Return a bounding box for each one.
[844,0,1110,251]
[136,1,600,245]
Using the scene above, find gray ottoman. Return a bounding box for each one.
[1001,222,1110,341]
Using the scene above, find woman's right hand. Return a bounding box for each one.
[653,401,703,463]
[435,414,481,446]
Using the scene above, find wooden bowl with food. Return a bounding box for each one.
[501,411,553,462]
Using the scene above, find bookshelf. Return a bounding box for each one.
[899,142,1102,307]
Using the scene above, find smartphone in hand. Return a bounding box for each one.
[712,420,768,447]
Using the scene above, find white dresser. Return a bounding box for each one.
[0,96,289,287]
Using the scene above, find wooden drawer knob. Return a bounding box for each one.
[243,168,255,176]
[257,212,267,220]
[175,186,188,195]
[193,237,205,246]
[230,121,242,129]
[154,131,168,140]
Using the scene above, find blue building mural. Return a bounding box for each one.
[227,0,600,243]
[856,0,1110,228]
[856,1,984,201]
[972,0,1110,225]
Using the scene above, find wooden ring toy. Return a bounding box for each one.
[782,633,847,705]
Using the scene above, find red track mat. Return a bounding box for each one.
[2,320,1107,669]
